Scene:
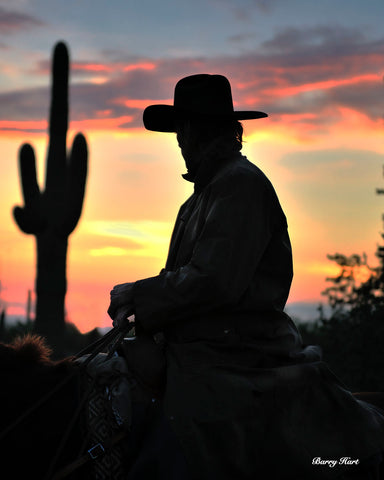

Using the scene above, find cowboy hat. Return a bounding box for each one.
[143,74,268,132]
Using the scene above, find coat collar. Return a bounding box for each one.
[182,151,242,193]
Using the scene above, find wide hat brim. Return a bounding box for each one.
[143,105,268,132]
[143,74,268,132]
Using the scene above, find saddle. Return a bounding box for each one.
[79,333,165,478]
[118,333,166,396]
[79,332,165,432]
[51,328,166,480]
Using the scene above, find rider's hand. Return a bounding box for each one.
[108,282,135,327]
[113,307,134,328]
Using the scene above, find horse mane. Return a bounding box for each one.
[8,334,53,364]
[0,334,72,369]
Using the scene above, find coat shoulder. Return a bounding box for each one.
[210,154,276,196]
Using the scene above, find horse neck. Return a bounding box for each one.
[0,359,85,478]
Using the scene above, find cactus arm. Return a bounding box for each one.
[60,133,88,236]
[13,143,45,234]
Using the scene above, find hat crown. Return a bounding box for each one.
[142,73,268,132]
[174,74,234,116]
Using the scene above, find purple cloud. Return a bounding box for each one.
[0,6,45,34]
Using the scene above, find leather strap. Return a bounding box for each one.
[52,430,126,479]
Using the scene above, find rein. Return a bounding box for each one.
[0,321,135,479]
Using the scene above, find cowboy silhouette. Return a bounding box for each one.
[108,75,384,479]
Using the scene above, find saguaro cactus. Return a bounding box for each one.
[13,42,88,342]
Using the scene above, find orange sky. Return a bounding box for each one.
[1,100,383,332]
[0,3,383,331]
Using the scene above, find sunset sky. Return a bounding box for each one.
[0,0,383,332]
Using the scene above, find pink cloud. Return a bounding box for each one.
[72,62,114,73]
[261,73,382,98]
[113,97,172,110]
[123,62,156,72]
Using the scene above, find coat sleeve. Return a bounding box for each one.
[133,169,278,333]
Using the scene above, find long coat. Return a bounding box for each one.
[133,152,384,479]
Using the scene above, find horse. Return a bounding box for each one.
[0,335,90,478]
[0,333,139,479]
[1,334,384,479]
